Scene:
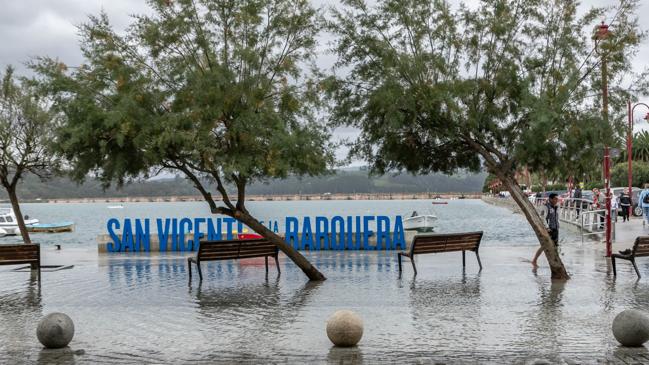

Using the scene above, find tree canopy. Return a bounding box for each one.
[34,0,334,280]
[0,66,60,243]
[327,0,645,279]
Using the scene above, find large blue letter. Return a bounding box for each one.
[331,216,345,250]
[393,216,406,250]
[107,218,121,252]
[376,216,391,250]
[171,218,179,251]
[178,218,192,251]
[207,218,222,241]
[121,219,134,252]
[156,218,171,252]
[362,216,375,250]
[285,217,299,249]
[224,218,235,240]
[134,219,150,252]
[301,217,314,250]
[315,216,329,250]
[192,218,205,251]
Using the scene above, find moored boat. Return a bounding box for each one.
[403,210,437,232]
[0,208,39,236]
[26,222,75,233]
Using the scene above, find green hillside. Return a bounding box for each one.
[2,170,487,201]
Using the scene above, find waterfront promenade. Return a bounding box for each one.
[4,238,649,363]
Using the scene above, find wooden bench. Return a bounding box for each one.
[398,231,483,275]
[0,244,41,280]
[188,238,280,281]
[612,236,649,278]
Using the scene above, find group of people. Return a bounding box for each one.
[531,185,645,267]
[580,187,634,223]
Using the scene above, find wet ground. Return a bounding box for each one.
[3,242,649,364]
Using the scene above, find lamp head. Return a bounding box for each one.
[595,21,610,41]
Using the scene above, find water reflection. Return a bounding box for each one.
[408,271,482,351]
[36,348,76,365]
[0,275,42,360]
[196,280,323,362]
[327,346,363,364]
[517,279,565,359]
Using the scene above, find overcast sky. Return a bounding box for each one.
[0,0,647,164]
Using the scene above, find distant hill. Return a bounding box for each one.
[0,169,487,201]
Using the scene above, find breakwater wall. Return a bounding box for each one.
[50,192,482,204]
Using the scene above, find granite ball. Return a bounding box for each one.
[612,309,649,347]
[326,310,363,347]
[37,313,75,349]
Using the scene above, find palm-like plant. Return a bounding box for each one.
[619,131,649,163]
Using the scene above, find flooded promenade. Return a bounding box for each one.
[2,200,649,363]
[3,242,649,364]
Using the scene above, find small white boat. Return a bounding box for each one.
[403,210,437,232]
[0,208,39,236]
[107,205,124,209]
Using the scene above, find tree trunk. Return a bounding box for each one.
[234,210,327,281]
[499,174,570,280]
[7,187,32,245]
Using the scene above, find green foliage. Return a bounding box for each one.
[0,66,59,187]
[327,0,643,183]
[34,0,334,209]
[618,131,649,163]
[530,184,567,192]
[611,161,649,187]
[5,170,486,200]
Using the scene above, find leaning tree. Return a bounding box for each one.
[328,0,644,279]
[0,66,60,244]
[34,0,334,280]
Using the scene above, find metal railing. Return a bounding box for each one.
[535,197,613,243]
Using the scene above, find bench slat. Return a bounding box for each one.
[0,255,38,261]
[0,259,38,265]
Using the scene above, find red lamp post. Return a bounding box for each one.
[628,101,649,198]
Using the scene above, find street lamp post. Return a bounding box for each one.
[627,100,649,203]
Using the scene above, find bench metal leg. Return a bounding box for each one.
[188,258,192,281]
[410,256,417,276]
[462,250,466,267]
[265,256,269,274]
[612,256,617,276]
[38,265,41,282]
[632,259,641,278]
[397,253,402,272]
[475,251,482,270]
[197,262,203,281]
[274,255,281,274]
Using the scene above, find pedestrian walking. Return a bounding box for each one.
[619,192,631,222]
[573,185,582,218]
[592,188,604,230]
[639,184,649,226]
[532,193,560,267]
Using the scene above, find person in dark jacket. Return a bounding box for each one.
[573,185,582,218]
[532,193,560,267]
[619,192,632,222]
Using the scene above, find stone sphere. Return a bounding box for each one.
[37,313,75,349]
[326,310,363,347]
[612,309,649,347]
